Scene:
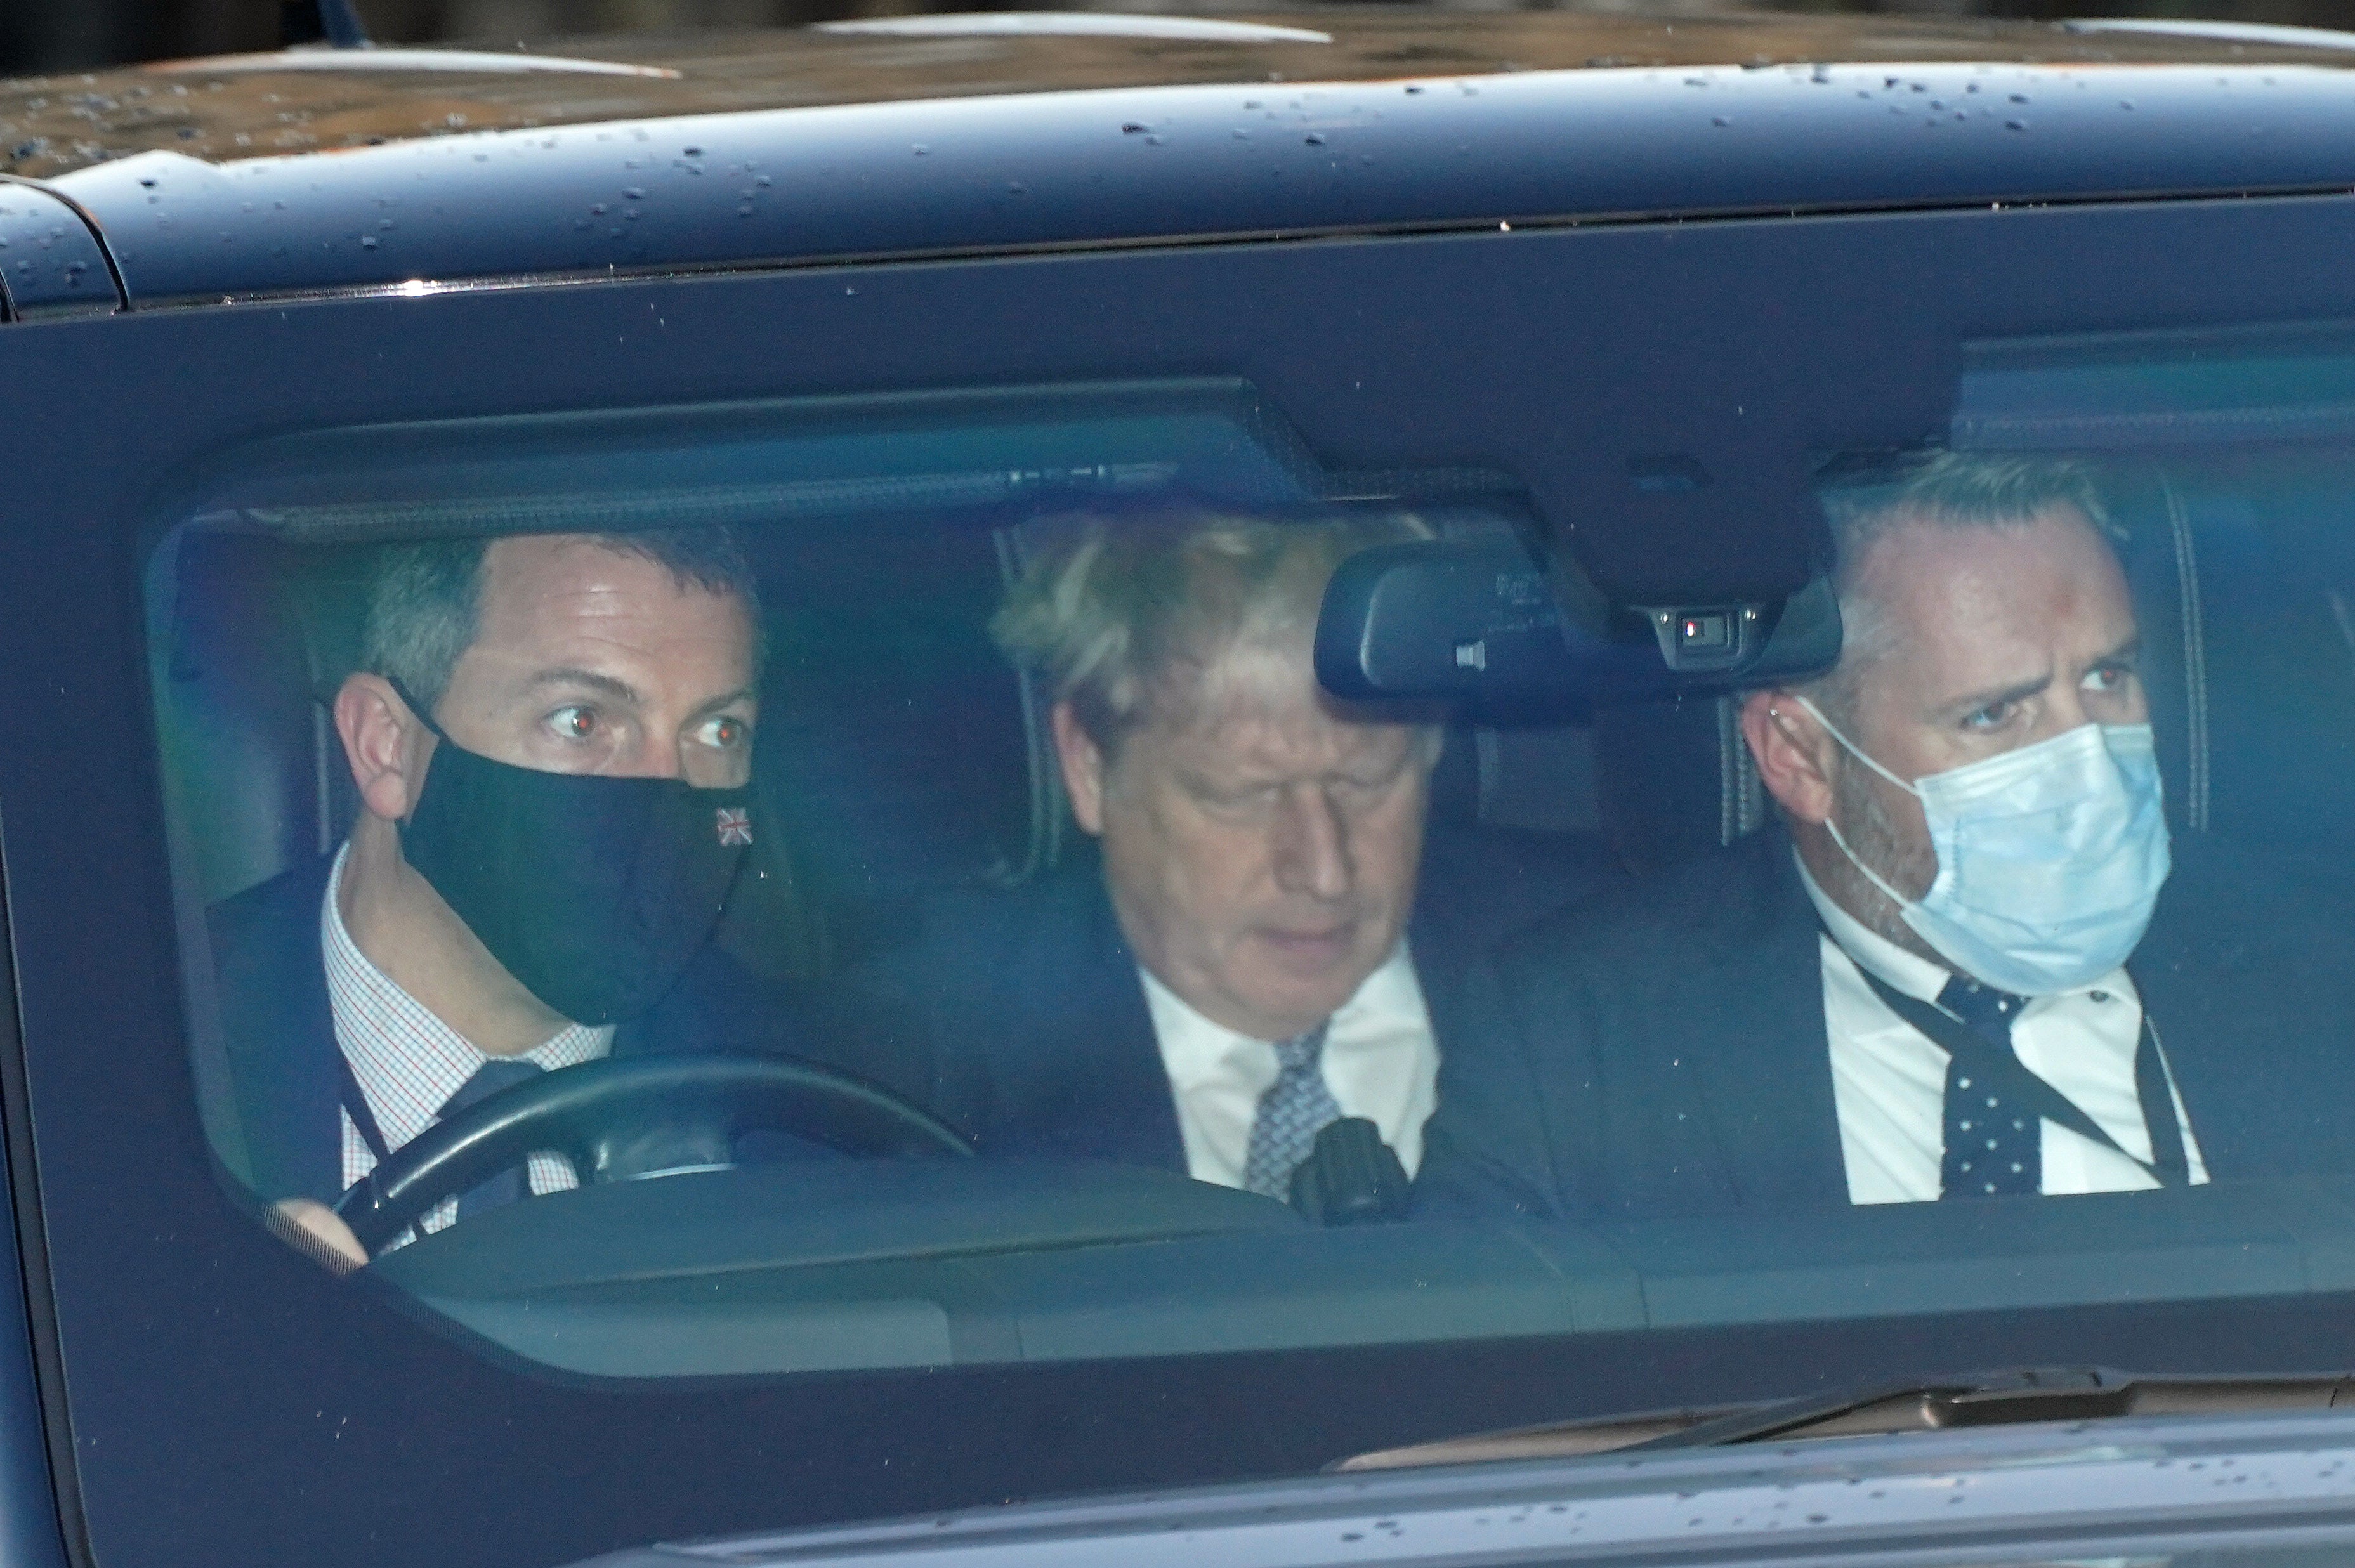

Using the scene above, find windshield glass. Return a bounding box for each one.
[147,341,2355,1392]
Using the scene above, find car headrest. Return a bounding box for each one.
[1587,695,1769,876]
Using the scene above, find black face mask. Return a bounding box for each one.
[387,679,754,1026]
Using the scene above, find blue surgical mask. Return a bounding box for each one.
[1795,698,2172,996]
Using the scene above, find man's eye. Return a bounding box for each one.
[1962,700,2014,733]
[548,705,598,742]
[2083,663,2133,693]
[694,715,749,749]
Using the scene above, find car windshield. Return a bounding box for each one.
[141,331,2355,1410]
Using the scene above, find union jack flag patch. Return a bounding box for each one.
[714,807,754,847]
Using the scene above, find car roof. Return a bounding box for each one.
[12,7,2355,309]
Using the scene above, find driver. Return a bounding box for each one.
[211,528,790,1268]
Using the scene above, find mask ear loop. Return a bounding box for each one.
[1771,695,1924,915]
[381,674,452,744]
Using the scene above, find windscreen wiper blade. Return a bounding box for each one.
[1334,1366,2355,1472]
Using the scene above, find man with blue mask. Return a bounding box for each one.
[1419,454,2355,1217]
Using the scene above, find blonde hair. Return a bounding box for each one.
[992,506,1432,752]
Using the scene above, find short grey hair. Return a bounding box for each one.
[992,506,1433,754]
[360,528,759,714]
[1804,452,2112,715]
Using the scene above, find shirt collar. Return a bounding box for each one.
[1143,941,1417,1100]
[1792,845,2127,1007]
[320,842,612,1153]
[1793,846,1952,1003]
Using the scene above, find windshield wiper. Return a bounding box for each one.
[1333,1366,2355,1472]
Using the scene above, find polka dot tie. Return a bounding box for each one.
[1242,1023,1341,1201]
[1937,977,2038,1199]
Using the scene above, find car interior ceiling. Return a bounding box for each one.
[154,442,2355,1210]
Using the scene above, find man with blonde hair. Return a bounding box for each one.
[839,505,1604,1202]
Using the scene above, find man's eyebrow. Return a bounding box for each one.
[1933,635,2142,721]
[525,667,642,705]
[1936,670,2054,722]
[688,684,758,719]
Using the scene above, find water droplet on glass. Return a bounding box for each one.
[737,205,752,216]
[1122,122,1147,134]
[1304,132,1325,145]
[1007,180,1025,193]
[1405,84,1423,94]
[623,186,645,199]
[2120,100,2135,110]
[756,173,772,185]
[360,236,377,249]
[1712,115,1729,127]
[2006,118,2028,131]
[911,143,928,155]
[2010,93,2030,103]
[683,145,703,156]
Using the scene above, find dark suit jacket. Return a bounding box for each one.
[1417,826,2355,1221]
[825,826,1617,1171]
[209,851,811,1205]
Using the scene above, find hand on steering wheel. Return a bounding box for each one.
[331,1055,971,1257]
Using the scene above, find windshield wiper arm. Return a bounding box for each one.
[1334,1366,2355,1472]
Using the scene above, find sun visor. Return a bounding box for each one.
[1315,538,1841,712]
[1952,322,2355,452]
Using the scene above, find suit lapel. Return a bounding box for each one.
[1678,835,1853,1212]
[1055,872,1188,1172]
[2125,837,2355,1184]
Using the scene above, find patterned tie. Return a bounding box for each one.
[1242,1023,1342,1200]
[438,1058,544,1220]
[1938,976,2038,1199]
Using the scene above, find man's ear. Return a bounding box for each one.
[1049,702,1108,837]
[333,673,431,825]
[1740,689,1839,826]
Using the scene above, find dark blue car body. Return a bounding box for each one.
[8,10,2355,1565]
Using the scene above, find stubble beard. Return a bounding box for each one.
[1825,760,1944,961]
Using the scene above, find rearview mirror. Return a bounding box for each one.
[1313,540,1842,710]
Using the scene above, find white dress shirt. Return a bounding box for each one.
[1795,853,2207,1205]
[1139,942,1440,1187]
[322,842,613,1238]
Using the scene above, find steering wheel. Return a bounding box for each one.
[331,1055,972,1257]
